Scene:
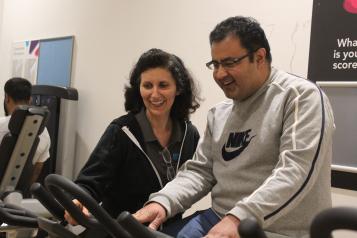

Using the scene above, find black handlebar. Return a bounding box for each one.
[117,211,172,238]
[44,174,101,229]
[0,202,38,228]
[5,175,357,238]
[310,207,357,238]
[116,211,156,238]
[30,182,65,222]
[37,217,77,238]
[45,174,131,238]
[238,217,267,238]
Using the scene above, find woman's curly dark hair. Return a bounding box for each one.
[124,48,200,121]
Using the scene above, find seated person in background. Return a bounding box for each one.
[64,49,201,229]
[0,77,51,185]
[133,16,335,238]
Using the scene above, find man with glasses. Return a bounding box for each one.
[134,16,335,238]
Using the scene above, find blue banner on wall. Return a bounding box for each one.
[37,36,74,87]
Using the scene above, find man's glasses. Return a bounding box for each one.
[205,49,259,70]
[206,53,250,70]
[160,148,176,181]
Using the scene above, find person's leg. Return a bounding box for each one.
[161,210,205,236]
[176,208,221,238]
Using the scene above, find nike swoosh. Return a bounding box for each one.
[221,145,247,161]
[221,135,255,161]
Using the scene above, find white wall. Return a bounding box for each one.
[0,0,4,78]
[0,0,313,173]
[0,0,3,27]
[1,1,357,235]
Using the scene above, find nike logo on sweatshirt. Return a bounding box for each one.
[221,129,255,161]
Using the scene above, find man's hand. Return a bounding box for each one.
[64,199,90,225]
[204,214,240,238]
[133,202,167,230]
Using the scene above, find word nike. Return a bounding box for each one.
[221,129,256,161]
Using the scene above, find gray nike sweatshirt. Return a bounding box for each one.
[149,67,335,237]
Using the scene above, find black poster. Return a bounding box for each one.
[308,0,357,82]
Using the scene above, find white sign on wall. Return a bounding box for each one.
[12,40,40,84]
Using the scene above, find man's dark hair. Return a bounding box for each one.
[4,77,32,102]
[209,16,272,63]
[124,48,200,121]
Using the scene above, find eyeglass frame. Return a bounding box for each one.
[205,48,260,70]
[160,147,176,181]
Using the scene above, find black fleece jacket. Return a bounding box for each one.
[75,113,200,220]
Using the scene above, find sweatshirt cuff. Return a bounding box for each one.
[226,206,254,223]
[146,195,173,218]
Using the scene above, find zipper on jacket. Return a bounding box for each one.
[176,122,187,172]
[121,122,188,189]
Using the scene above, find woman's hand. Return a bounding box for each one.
[63,199,90,225]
